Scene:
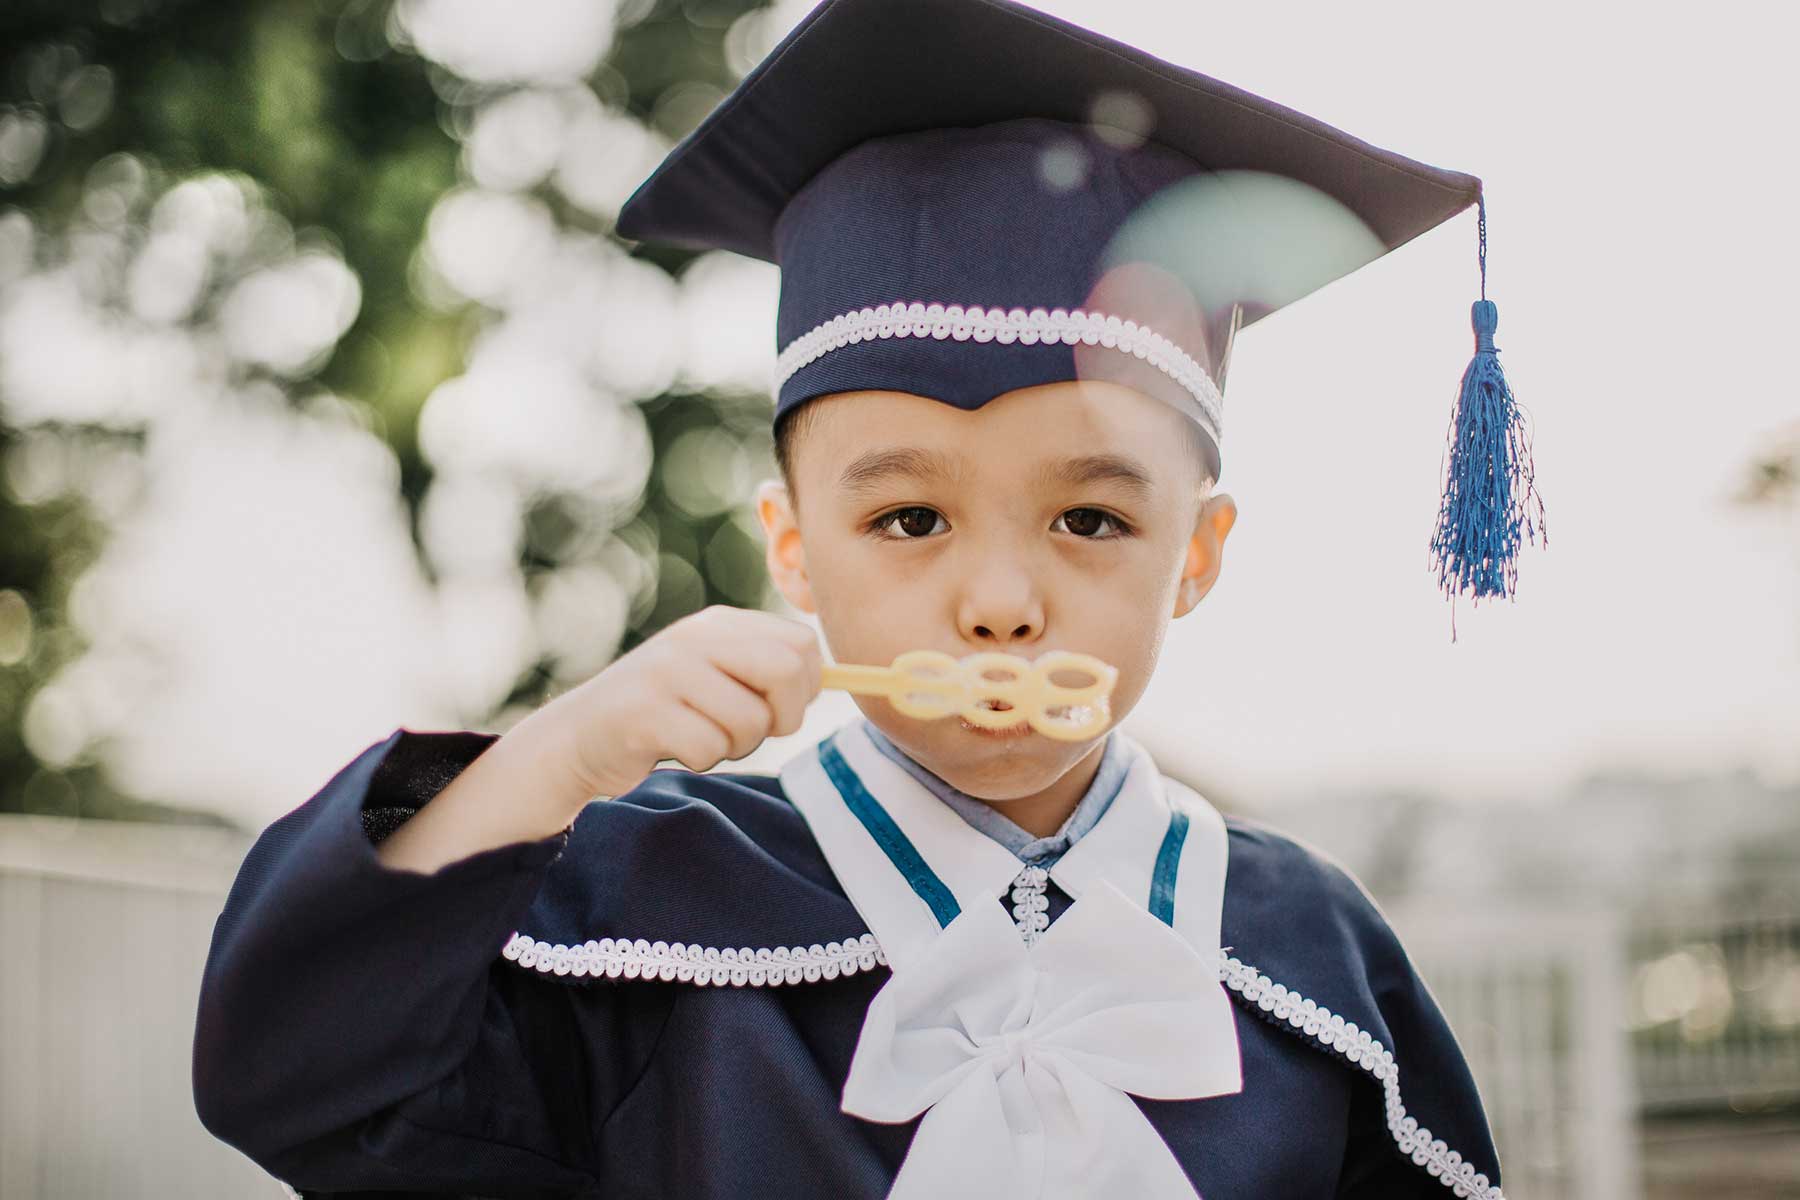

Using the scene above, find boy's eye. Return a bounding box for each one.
[1053,507,1129,538]
[873,506,948,539]
[870,506,1130,540]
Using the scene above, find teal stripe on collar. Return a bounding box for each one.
[1149,808,1189,926]
[818,733,961,928]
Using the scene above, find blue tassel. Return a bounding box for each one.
[1428,197,1546,641]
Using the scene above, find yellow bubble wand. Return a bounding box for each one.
[819,650,1117,740]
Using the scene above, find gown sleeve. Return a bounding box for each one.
[1334,1069,1425,1198]
[1329,872,1504,1200]
[192,728,663,1198]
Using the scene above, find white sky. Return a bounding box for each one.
[15,0,1797,826]
[753,0,1800,805]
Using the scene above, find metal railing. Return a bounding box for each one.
[1626,885,1800,1113]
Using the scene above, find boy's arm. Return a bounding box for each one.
[193,606,822,1192]
[192,726,608,1191]
[369,706,592,874]
[1334,1075,1429,1198]
[373,605,823,876]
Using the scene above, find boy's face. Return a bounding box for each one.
[756,380,1236,802]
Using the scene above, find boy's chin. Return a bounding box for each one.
[886,716,1102,800]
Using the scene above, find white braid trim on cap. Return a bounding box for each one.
[772,301,1224,444]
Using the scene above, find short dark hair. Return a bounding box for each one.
[772,397,820,492]
[772,395,1217,499]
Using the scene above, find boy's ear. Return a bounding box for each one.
[1174,491,1237,617]
[755,478,818,614]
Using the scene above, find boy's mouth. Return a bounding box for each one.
[960,698,1032,738]
[956,699,1108,741]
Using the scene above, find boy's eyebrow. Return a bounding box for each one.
[1037,453,1156,500]
[836,448,1157,499]
[837,446,961,495]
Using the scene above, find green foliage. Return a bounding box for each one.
[0,0,779,820]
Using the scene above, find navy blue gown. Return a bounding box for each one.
[192,728,1504,1199]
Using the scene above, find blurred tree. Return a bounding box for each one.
[1735,417,1800,591]
[0,0,779,822]
[1736,419,1799,510]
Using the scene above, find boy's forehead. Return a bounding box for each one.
[798,383,1197,488]
[811,380,1175,436]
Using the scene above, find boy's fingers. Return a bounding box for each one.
[705,638,815,735]
[672,663,775,761]
[754,613,826,696]
[767,613,824,655]
[739,609,823,663]
[790,635,825,694]
[681,607,820,665]
[661,701,735,773]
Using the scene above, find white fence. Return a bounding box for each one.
[0,814,1650,1199]
[0,814,275,1200]
[1392,902,1641,1200]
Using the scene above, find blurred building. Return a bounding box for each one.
[1254,766,1800,1200]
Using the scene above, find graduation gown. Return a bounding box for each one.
[193,721,1505,1200]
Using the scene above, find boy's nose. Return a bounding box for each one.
[968,620,1038,643]
[956,566,1044,647]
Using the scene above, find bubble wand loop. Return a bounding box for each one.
[819,650,1118,740]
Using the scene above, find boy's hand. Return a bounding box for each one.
[372,605,822,875]
[545,605,825,802]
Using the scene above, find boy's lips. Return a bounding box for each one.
[958,699,1033,738]
[957,715,1034,738]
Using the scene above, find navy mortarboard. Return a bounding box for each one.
[619,0,1546,635]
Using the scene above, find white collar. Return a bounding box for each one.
[778,720,1242,1200]
[779,718,1230,970]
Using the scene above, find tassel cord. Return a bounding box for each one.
[1428,195,1549,641]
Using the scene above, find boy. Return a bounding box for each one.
[194,0,1515,1196]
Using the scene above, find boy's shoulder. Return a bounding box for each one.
[1215,812,1417,1004]
[577,765,827,883]
[518,766,867,954]
[1219,815,1401,944]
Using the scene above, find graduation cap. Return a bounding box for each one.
[616,0,1545,631]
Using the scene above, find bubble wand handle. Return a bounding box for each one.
[818,662,918,696]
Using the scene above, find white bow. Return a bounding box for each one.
[841,879,1242,1200]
